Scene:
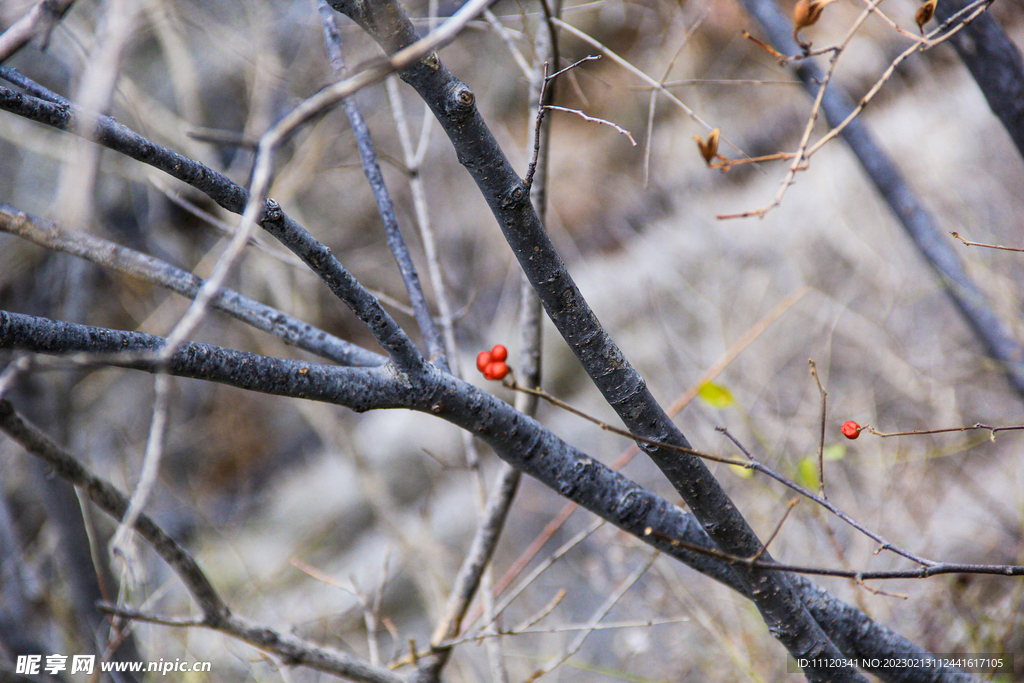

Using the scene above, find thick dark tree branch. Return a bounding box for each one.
[739,0,1024,399]
[418,15,561,679]
[0,85,422,372]
[0,309,740,590]
[0,310,979,682]
[327,2,862,678]
[0,399,408,683]
[258,200,423,371]
[0,204,385,367]
[933,0,1024,160]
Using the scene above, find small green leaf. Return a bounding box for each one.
[796,456,818,489]
[823,443,846,461]
[697,381,735,408]
[730,463,753,479]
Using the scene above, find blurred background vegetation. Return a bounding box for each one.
[1,0,1023,680]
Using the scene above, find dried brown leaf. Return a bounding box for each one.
[793,0,837,48]
[694,128,720,165]
[916,0,937,33]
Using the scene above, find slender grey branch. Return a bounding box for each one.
[739,0,1024,399]
[328,2,862,678]
[0,85,422,371]
[0,204,385,367]
[0,310,980,682]
[0,399,408,683]
[428,465,521,646]
[318,3,448,370]
[418,13,559,679]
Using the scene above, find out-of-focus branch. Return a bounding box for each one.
[0,204,385,367]
[0,85,421,369]
[0,0,76,63]
[739,0,1024,400]
[423,468,521,675]
[329,2,864,679]
[0,400,225,619]
[933,0,1024,159]
[0,399,408,683]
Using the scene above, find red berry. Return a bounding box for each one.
[476,351,492,373]
[484,361,508,381]
[841,421,861,440]
[490,344,508,362]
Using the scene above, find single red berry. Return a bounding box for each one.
[490,344,508,362]
[476,350,493,373]
[484,361,508,381]
[841,421,861,440]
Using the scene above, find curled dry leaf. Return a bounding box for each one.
[793,0,837,48]
[915,0,937,33]
[694,128,720,166]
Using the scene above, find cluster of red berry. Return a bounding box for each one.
[477,344,509,381]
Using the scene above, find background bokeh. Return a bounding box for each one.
[1,0,1023,680]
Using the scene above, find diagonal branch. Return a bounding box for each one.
[0,204,385,367]
[0,84,422,372]
[328,1,864,678]
[1,310,981,682]
[0,399,407,683]
[0,0,76,63]
[933,0,1024,160]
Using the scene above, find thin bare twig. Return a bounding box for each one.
[644,525,1024,581]
[723,0,989,221]
[525,551,658,682]
[715,427,934,566]
[865,423,1024,441]
[809,359,828,498]
[951,231,1024,253]
[319,2,447,369]
[483,9,532,78]
[751,498,800,563]
[642,4,710,186]
[513,588,566,632]
[802,0,992,159]
[540,104,637,145]
[468,287,807,629]
[552,18,728,147]
[524,55,600,190]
